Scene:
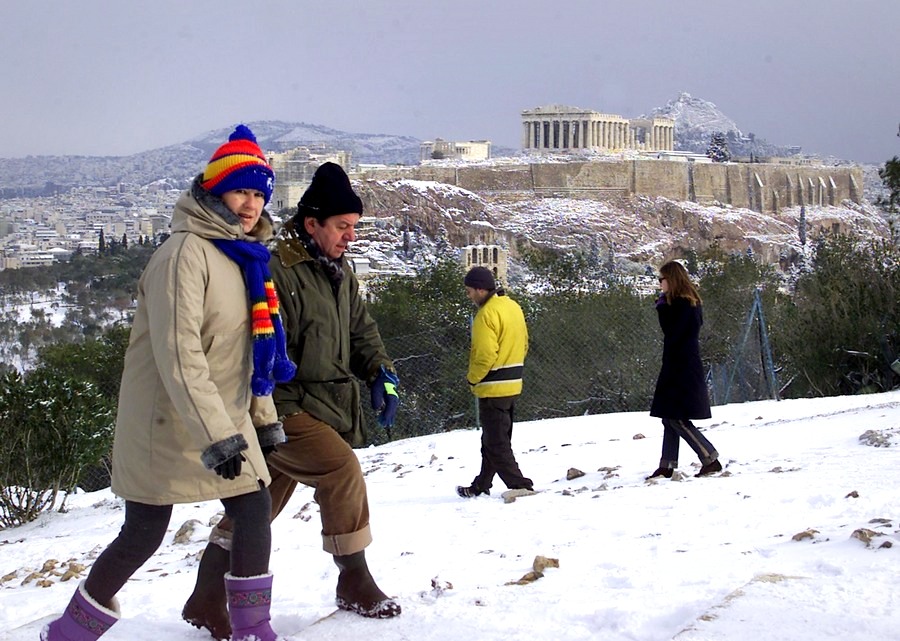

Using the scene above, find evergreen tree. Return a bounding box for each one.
[98,228,106,254]
[706,132,732,162]
[366,258,473,442]
[519,244,593,293]
[772,234,900,396]
[877,156,900,214]
[799,204,807,247]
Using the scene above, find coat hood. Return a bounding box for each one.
[170,176,276,242]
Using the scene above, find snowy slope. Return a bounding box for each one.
[1,391,899,640]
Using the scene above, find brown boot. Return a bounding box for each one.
[334,550,401,619]
[182,543,231,640]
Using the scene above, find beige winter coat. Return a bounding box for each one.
[111,181,280,505]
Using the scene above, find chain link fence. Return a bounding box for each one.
[365,287,777,446]
[3,274,785,500]
[27,284,779,493]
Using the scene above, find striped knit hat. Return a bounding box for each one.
[201,124,275,204]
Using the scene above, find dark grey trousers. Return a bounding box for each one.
[473,396,533,491]
[84,486,272,606]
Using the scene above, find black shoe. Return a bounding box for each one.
[695,459,722,477]
[646,467,674,480]
[456,485,489,498]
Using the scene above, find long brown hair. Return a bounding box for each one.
[659,260,702,306]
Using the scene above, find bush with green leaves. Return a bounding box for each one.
[686,246,786,402]
[366,258,474,443]
[771,234,900,396]
[0,368,115,528]
[36,324,130,401]
[689,246,783,361]
[519,286,660,418]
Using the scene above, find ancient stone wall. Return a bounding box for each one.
[355,160,863,214]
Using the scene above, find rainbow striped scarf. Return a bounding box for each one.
[213,239,297,396]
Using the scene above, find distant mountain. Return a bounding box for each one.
[0,121,425,197]
[650,92,795,159]
[0,99,812,197]
[186,120,423,166]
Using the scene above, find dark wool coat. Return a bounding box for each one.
[650,297,712,420]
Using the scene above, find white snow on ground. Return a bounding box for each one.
[2,390,899,639]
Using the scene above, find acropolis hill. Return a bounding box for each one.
[350,157,883,270]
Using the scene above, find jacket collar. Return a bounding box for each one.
[188,175,275,242]
[273,219,313,267]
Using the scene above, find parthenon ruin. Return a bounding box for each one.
[521,105,675,153]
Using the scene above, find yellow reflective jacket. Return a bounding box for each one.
[467,292,528,398]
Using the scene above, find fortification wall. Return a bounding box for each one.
[354,160,863,213]
[634,160,689,200]
[458,165,533,191]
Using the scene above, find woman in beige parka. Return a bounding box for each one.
[43,125,294,641]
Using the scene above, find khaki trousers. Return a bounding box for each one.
[211,412,372,556]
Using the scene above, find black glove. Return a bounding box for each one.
[261,444,278,458]
[214,454,245,480]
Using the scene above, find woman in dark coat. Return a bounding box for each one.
[646,261,722,479]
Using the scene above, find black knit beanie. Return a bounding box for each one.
[464,266,496,291]
[296,162,363,221]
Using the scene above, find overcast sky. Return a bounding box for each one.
[3,0,898,164]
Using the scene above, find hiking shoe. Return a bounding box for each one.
[695,460,723,477]
[456,485,489,498]
[646,467,674,480]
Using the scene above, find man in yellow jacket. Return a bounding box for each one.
[457,266,534,498]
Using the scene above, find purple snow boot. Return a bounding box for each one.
[225,573,281,641]
[41,580,120,641]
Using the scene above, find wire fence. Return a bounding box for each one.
[365,289,777,447]
[1,276,778,490]
[42,287,780,492]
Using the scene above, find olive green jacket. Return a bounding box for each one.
[270,237,392,447]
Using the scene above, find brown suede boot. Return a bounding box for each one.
[182,543,231,640]
[334,550,401,619]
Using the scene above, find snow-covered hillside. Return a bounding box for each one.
[2,391,899,640]
[355,178,890,271]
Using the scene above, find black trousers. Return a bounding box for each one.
[473,396,533,491]
[84,486,272,606]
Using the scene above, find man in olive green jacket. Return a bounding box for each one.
[184,163,401,639]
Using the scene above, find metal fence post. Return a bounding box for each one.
[755,288,780,401]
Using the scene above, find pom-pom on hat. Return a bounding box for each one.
[464,266,496,291]
[201,124,275,204]
[297,162,363,221]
